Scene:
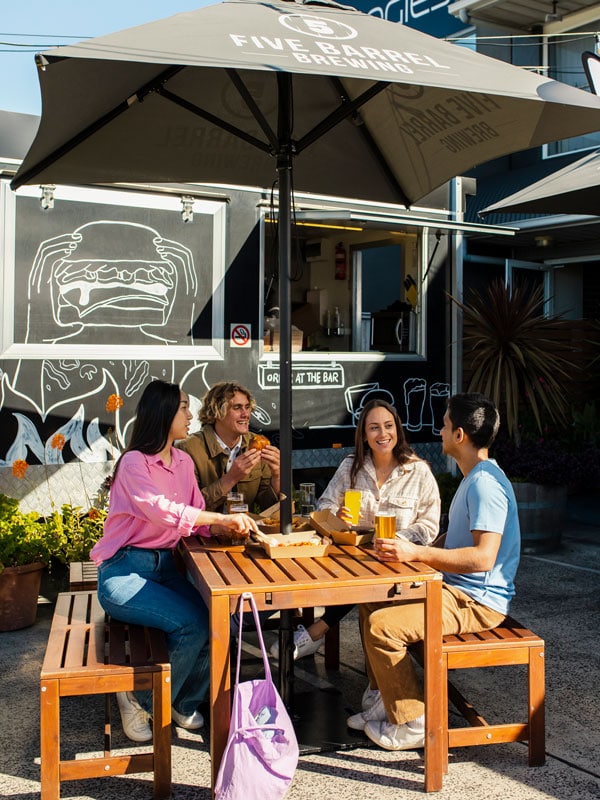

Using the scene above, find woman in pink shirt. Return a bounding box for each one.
[91,380,258,742]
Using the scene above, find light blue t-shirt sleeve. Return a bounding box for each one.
[467,472,509,533]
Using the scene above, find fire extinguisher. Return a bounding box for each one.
[334,242,347,280]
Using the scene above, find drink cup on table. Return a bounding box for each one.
[228,503,250,544]
[299,482,316,516]
[375,506,396,539]
[226,491,244,513]
[344,490,362,527]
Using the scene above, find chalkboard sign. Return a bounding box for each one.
[10,186,225,351]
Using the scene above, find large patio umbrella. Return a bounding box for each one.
[481,148,600,217]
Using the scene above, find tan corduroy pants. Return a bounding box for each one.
[359,583,505,725]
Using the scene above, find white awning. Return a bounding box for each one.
[447,0,600,34]
[288,208,516,237]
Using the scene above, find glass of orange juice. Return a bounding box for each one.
[375,511,396,539]
[344,490,361,526]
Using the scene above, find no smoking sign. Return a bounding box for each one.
[230,323,251,348]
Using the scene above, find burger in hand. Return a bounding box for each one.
[249,433,270,451]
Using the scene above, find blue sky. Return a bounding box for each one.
[0,1,212,116]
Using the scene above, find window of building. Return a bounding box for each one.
[352,241,418,354]
[546,30,600,156]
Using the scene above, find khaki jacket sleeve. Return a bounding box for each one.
[176,434,227,511]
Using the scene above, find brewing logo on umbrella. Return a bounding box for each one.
[278,12,358,38]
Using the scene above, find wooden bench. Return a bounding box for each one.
[412,616,545,770]
[68,560,98,591]
[40,591,172,800]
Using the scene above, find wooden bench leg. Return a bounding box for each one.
[152,667,173,799]
[441,657,449,774]
[40,679,60,800]
[528,645,546,766]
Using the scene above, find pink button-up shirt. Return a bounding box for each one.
[90,448,211,565]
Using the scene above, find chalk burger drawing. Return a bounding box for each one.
[3,218,200,424]
[26,220,198,345]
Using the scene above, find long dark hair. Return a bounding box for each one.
[349,399,416,487]
[113,380,181,476]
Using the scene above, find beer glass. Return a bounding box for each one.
[226,491,244,513]
[375,501,396,539]
[228,503,249,544]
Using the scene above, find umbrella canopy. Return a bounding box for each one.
[12,0,600,203]
[481,148,600,217]
[11,0,600,532]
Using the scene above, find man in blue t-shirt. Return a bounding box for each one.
[347,393,520,751]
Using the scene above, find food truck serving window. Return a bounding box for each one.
[263,214,423,358]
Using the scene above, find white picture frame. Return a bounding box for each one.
[1,182,226,360]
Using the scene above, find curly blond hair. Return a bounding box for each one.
[199,381,256,425]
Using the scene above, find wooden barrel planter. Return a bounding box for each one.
[512,482,567,554]
[0,561,45,631]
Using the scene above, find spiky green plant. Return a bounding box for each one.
[450,279,575,443]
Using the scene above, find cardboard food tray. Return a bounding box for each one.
[254,503,311,533]
[253,531,330,559]
[310,510,373,546]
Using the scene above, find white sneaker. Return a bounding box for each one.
[346,692,387,731]
[116,691,152,742]
[171,707,204,730]
[269,625,323,660]
[362,686,381,711]
[364,718,425,751]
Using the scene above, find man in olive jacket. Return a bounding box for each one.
[177,381,281,512]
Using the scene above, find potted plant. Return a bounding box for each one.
[0,493,52,631]
[0,492,107,630]
[451,279,574,443]
[449,280,597,552]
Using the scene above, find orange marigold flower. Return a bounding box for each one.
[106,393,124,413]
[12,459,29,479]
[50,433,66,451]
[87,508,100,520]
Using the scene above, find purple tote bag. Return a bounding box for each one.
[214,592,299,800]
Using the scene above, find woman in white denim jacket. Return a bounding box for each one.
[270,399,440,661]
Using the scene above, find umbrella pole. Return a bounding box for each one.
[277,73,294,706]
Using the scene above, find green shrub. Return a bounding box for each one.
[0,494,106,572]
[0,494,51,571]
[43,505,107,564]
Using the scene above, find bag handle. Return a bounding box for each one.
[235,592,273,686]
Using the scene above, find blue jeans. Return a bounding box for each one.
[97,547,209,716]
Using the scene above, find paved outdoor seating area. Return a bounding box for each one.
[1,498,598,800]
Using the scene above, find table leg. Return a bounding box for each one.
[210,595,232,795]
[277,609,295,707]
[423,578,444,792]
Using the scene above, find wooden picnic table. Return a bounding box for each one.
[180,537,444,793]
